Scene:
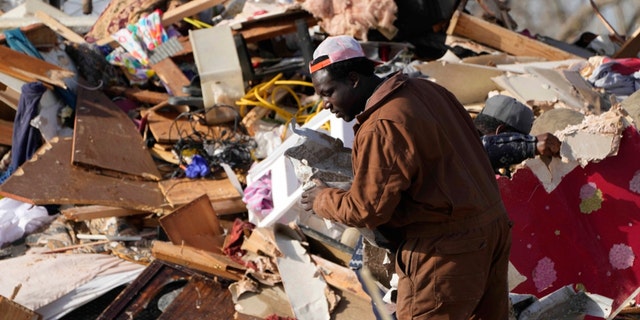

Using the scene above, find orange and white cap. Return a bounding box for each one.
[309,35,366,74]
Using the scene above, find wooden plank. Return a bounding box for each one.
[149,58,190,98]
[96,0,226,47]
[0,45,74,89]
[446,11,582,61]
[234,11,317,43]
[0,23,58,48]
[0,295,42,320]
[0,119,12,146]
[158,178,246,215]
[159,194,224,253]
[73,82,161,181]
[0,137,168,213]
[61,205,147,221]
[614,26,640,58]
[151,241,245,281]
[34,10,86,44]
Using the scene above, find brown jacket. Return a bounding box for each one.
[312,72,507,240]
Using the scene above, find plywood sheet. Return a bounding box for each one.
[73,83,161,181]
[0,137,167,213]
[159,194,224,253]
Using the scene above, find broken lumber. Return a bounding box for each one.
[34,11,86,44]
[0,45,74,89]
[151,240,245,281]
[159,194,225,253]
[447,10,583,61]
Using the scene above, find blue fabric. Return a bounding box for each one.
[4,82,47,183]
[3,29,44,59]
[3,29,77,110]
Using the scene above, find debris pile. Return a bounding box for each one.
[0,0,639,319]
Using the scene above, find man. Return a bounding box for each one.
[300,35,511,319]
[473,95,561,175]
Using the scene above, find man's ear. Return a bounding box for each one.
[495,124,507,134]
[348,71,360,88]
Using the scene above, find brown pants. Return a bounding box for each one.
[394,215,512,320]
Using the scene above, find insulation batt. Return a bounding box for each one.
[300,0,397,40]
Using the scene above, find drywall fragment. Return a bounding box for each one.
[556,107,628,166]
[274,223,333,320]
[413,61,504,104]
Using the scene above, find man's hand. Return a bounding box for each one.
[535,133,561,158]
[300,178,328,213]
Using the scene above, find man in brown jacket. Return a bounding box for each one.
[300,35,512,319]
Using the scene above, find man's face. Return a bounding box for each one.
[311,69,363,122]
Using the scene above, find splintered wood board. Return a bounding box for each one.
[159,194,224,253]
[0,45,74,88]
[0,137,167,213]
[447,11,581,61]
[73,82,161,181]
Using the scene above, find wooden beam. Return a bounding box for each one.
[34,11,86,44]
[447,11,582,61]
[151,240,245,281]
[0,45,74,89]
